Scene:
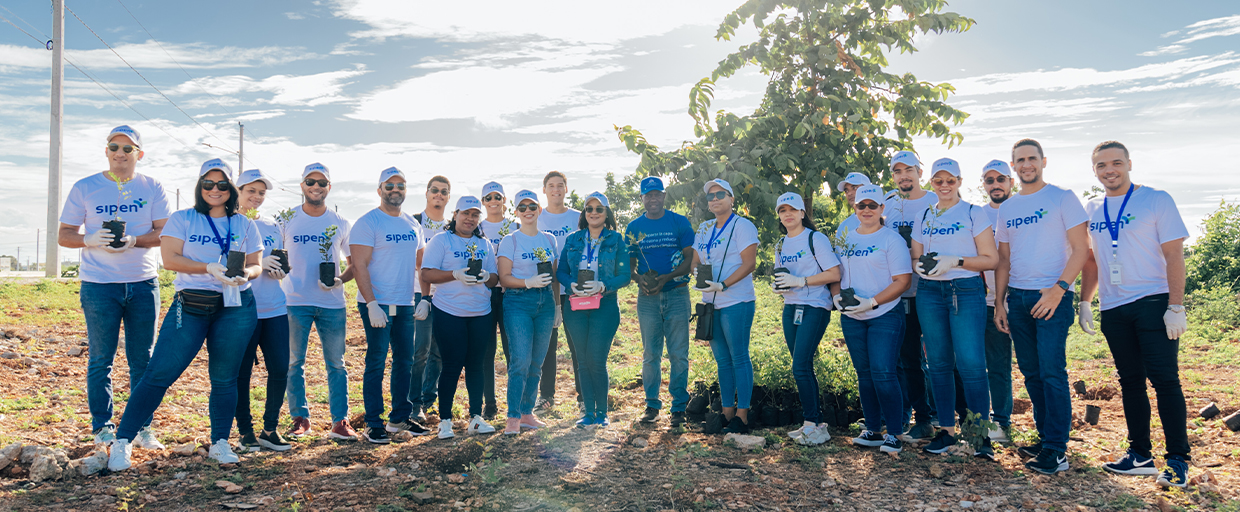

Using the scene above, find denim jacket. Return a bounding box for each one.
[556,228,631,295]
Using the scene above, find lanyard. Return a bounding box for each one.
[583,235,600,264]
[206,214,232,257]
[1102,184,1134,257]
[706,213,735,259]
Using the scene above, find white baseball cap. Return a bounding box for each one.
[702,178,734,196]
[302,162,330,180]
[890,150,922,171]
[835,172,872,192]
[584,191,609,208]
[514,189,540,205]
[456,195,482,212]
[107,125,142,147]
[854,185,885,206]
[237,169,272,190]
[776,192,805,211]
[199,158,234,182]
[931,157,962,178]
[482,181,505,198]
[378,167,405,186]
[982,159,1011,177]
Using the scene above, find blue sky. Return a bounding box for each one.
[0,0,1237,262]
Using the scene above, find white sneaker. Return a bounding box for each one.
[467,416,496,435]
[108,438,132,471]
[797,424,832,446]
[989,428,1011,444]
[788,421,815,440]
[133,427,166,450]
[437,419,455,439]
[208,439,240,464]
[93,425,117,446]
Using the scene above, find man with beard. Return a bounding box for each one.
[980,159,1016,443]
[284,163,356,440]
[411,176,451,421]
[350,168,430,443]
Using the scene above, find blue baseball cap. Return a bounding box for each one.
[237,169,272,189]
[514,189,540,205]
[931,157,961,178]
[982,159,1011,177]
[835,172,872,192]
[378,167,405,186]
[199,158,234,182]
[107,125,142,147]
[640,176,665,195]
[890,150,921,171]
[702,178,734,196]
[456,195,482,212]
[482,181,505,198]
[584,191,609,208]
[776,192,805,211]
[302,162,330,180]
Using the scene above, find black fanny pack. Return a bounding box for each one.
[178,289,223,316]
[692,303,715,341]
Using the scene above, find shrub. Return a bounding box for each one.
[1186,200,1240,294]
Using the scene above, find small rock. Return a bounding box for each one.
[68,347,85,357]
[409,491,435,505]
[29,453,65,482]
[662,483,673,489]
[722,433,765,451]
[929,464,947,478]
[171,442,198,456]
[391,431,414,443]
[377,467,397,478]
[704,487,715,493]
[961,501,974,509]
[175,472,188,480]
[631,437,649,448]
[820,478,835,488]
[448,473,466,483]
[0,442,22,471]
[74,449,109,477]
[257,497,275,506]
[0,351,17,359]
[20,357,39,366]
[196,447,208,457]
[1156,496,1175,512]
[215,480,243,494]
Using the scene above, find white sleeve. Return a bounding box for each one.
[59,182,86,226]
[349,215,376,248]
[422,234,447,271]
[1155,192,1190,244]
[886,232,913,276]
[243,218,263,255]
[162,211,188,242]
[149,180,173,221]
[1060,190,1089,228]
[813,231,840,270]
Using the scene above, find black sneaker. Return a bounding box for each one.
[1156,457,1189,488]
[922,430,958,454]
[534,397,554,412]
[257,430,292,452]
[975,440,996,462]
[1025,448,1069,475]
[851,430,884,447]
[482,404,498,420]
[386,420,430,437]
[239,432,260,452]
[364,427,391,445]
[1018,440,1043,459]
[670,411,687,428]
[880,434,903,453]
[639,407,659,424]
[721,416,749,434]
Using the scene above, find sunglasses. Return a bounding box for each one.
[931,177,959,186]
[855,202,880,210]
[106,143,140,154]
[428,187,449,196]
[984,176,1009,185]
[515,203,540,213]
[705,191,729,201]
[583,206,607,214]
[201,180,232,192]
[303,178,330,188]
[383,182,406,191]
[482,194,503,202]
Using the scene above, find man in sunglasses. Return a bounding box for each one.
[536,171,583,412]
[980,159,1016,443]
[283,162,357,440]
[58,125,171,448]
[411,176,451,422]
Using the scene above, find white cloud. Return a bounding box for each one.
[167,66,369,107]
[1141,15,1240,57]
[0,41,318,71]
[949,53,1240,96]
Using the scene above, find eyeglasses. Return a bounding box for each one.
[383,182,406,191]
[855,202,880,210]
[303,178,330,188]
[705,191,729,201]
[984,176,1009,185]
[106,143,140,154]
[428,186,449,196]
[930,177,958,186]
[482,194,503,202]
[583,206,607,214]
[516,203,540,213]
[201,180,232,192]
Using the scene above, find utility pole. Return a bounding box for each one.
[35,229,40,271]
[238,123,244,172]
[45,0,65,278]
[176,188,180,210]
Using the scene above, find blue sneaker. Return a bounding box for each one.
[596,416,610,428]
[1104,450,1158,476]
[1025,448,1069,475]
[575,415,595,429]
[1156,457,1189,488]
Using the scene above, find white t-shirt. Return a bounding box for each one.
[995,184,1089,290]
[775,229,841,309]
[912,201,992,281]
[1084,186,1189,310]
[498,230,559,280]
[422,232,497,317]
[982,203,1002,307]
[836,214,859,239]
[161,209,262,293]
[883,190,936,298]
[834,227,912,321]
[576,235,602,273]
[693,215,760,309]
[539,207,580,295]
[349,208,424,307]
[480,218,519,249]
[252,218,287,319]
[280,206,352,309]
[416,211,449,295]
[59,172,172,284]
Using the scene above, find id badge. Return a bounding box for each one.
[793,306,804,326]
[903,299,910,315]
[223,285,241,308]
[389,304,396,316]
[1109,263,1123,285]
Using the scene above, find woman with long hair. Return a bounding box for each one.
[479,181,518,419]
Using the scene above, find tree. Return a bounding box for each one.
[603,172,644,227]
[616,0,972,247]
[1186,200,1240,294]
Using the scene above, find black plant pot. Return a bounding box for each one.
[687,395,708,422]
[642,270,659,290]
[823,406,837,428]
[839,288,861,309]
[577,269,595,289]
[225,250,246,278]
[918,252,939,276]
[898,225,913,248]
[704,412,724,434]
[102,219,127,248]
[319,261,337,288]
[271,249,291,274]
[772,267,790,291]
[779,408,794,427]
[536,261,553,279]
[467,258,483,278]
[695,263,713,289]
[761,404,778,428]
[791,408,804,426]
[836,409,850,429]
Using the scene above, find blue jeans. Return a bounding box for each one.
[782,304,831,424]
[410,293,441,414]
[564,293,621,418]
[841,307,905,435]
[503,288,557,418]
[81,279,159,432]
[1006,287,1075,452]
[709,301,756,410]
[917,276,990,428]
[357,303,415,428]
[433,307,493,420]
[985,306,1013,428]
[286,306,349,423]
[118,289,256,442]
[636,286,691,412]
[235,315,290,435]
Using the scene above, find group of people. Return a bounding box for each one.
[60,125,1192,489]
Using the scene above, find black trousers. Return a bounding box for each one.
[235,315,289,435]
[433,307,493,420]
[1100,293,1190,460]
[896,297,933,423]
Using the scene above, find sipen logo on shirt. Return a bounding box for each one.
[263,235,277,248]
[1006,208,1048,229]
[385,230,419,243]
[889,220,916,229]
[454,249,489,259]
[841,245,879,258]
[697,238,725,252]
[95,198,148,216]
[779,249,809,265]
[923,222,967,236]
[187,232,239,246]
[292,234,326,244]
[1089,214,1136,233]
[543,226,573,237]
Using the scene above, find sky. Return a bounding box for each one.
[0,0,1237,264]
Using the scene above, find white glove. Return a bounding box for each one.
[570,282,589,297]
[923,255,962,278]
[832,294,844,311]
[1077,301,1097,335]
[774,273,806,290]
[699,280,725,293]
[524,273,552,289]
[843,296,878,314]
[83,230,116,249]
[414,299,431,321]
[366,301,388,329]
[582,280,604,296]
[553,304,563,328]
[452,268,481,285]
[227,275,248,287]
[262,255,286,280]
[1163,307,1187,340]
[474,269,490,284]
[206,262,233,286]
[318,277,344,291]
[101,235,137,253]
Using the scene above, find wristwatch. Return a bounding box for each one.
[1056,280,1071,292]
[957,257,965,267]
[1167,305,1185,313]
[721,281,730,292]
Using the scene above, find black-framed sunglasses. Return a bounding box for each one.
[201,180,232,191]
[428,186,449,196]
[482,194,504,202]
[855,202,880,210]
[304,178,330,188]
[984,176,1009,185]
[583,206,607,214]
[515,203,540,213]
[106,143,140,154]
[383,182,406,191]
[705,191,729,201]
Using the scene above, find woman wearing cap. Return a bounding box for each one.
[421,196,501,439]
[479,181,518,419]
[497,190,560,434]
[911,157,998,457]
[771,192,841,445]
[233,170,293,452]
[109,159,263,471]
[556,192,631,429]
[830,185,911,454]
[692,178,760,434]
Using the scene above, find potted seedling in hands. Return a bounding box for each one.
[830,229,861,309]
[917,206,948,276]
[892,190,914,248]
[533,246,553,281]
[318,224,339,288]
[271,208,295,274]
[626,232,659,293]
[576,238,598,290]
[465,241,483,278]
[103,171,131,248]
[772,237,791,292]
